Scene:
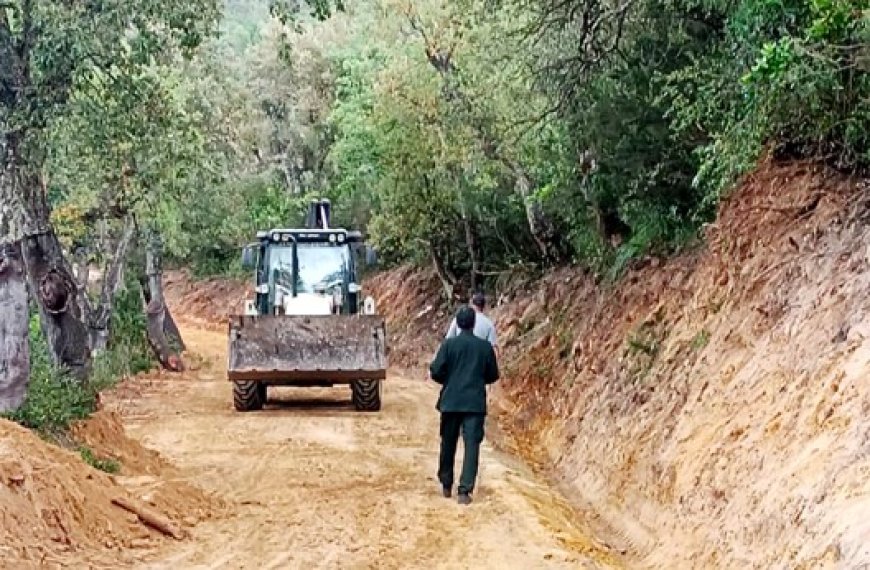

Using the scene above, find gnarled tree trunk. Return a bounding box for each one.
[21,227,92,380]
[137,232,184,371]
[429,240,459,303]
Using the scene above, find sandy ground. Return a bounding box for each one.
[106,324,618,569]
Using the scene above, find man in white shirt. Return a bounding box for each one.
[445,293,498,357]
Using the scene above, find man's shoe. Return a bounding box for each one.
[442,486,452,498]
[457,493,472,505]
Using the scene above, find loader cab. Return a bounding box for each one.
[242,228,369,317]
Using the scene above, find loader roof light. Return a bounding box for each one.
[256,230,268,239]
[265,229,350,244]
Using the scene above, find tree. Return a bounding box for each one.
[0,0,219,409]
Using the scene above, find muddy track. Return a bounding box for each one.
[106,324,618,569]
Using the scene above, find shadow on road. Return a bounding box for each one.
[261,395,357,414]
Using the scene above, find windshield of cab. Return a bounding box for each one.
[267,243,349,301]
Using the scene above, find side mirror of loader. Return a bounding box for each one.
[241,246,256,269]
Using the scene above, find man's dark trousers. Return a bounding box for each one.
[438,412,485,495]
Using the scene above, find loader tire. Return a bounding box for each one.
[233,381,265,411]
[351,380,381,412]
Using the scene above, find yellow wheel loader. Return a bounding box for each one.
[229,199,386,411]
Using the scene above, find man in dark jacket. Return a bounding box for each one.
[429,305,500,505]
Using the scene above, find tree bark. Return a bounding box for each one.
[21,228,92,380]
[71,246,92,318]
[0,130,32,409]
[513,165,559,261]
[88,217,136,353]
[137,232,184,371]
[457,193,481,291]
[0,243,30,412]
[429,241,458,303]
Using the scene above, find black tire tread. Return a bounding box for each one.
[351,380,381,412]
[233,381,265,411]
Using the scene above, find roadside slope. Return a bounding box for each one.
[368,159,870,568]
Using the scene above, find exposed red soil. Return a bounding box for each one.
[0,415,223,569]
[366,158,870,568]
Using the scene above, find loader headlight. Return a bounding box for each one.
[347,283,360,294]
[255,284,269,294]
[328,233,337,243]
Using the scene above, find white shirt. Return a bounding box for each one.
[445,311,498,347]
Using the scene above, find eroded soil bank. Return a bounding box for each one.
[366,159,870,569]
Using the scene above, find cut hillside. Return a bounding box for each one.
[163,271,251,330]
[367,158,870,569]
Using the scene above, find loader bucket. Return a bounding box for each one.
[227,314,387,383]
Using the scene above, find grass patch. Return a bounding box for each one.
[691,329,711,350]
[627,335,659,357]
[79,446,121,474]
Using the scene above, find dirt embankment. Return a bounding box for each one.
[367,159,870,568]
[0,412,223,569]
[162,271,251,331]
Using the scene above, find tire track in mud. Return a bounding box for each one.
[109,325,620,569]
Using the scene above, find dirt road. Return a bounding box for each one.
[110,325,617,569]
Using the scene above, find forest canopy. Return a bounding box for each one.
[35,0,870,290]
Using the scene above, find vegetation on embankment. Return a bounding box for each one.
[4,277,154,454]
[367,158,870,568]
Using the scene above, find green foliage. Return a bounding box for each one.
[79,446,121,474]
[662,0,869,195]
[525,0,869,271]
[6,283,153,436]
[6,313,98,436]
[691,329,711,350]
[100,275,155,380]
[43,0,869,291]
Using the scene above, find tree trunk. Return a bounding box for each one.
[88,218,136,353]
[72,246,92,320]
[0,141,28,409]
[10,161,92,380]
[459,197,481,292]
[0,243,30,412]
[429,241,458,303]
[21,228,92,380]
[0,131,32,409]
[513,166,558,261]
[138,232,184,371]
